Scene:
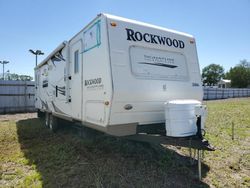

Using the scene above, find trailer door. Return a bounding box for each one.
[69,40,83,120]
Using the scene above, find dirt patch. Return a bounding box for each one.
[0,113,37,122]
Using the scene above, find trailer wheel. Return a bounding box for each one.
[49,115,58,132]
[37,109,45,118]
[45,112,50,127]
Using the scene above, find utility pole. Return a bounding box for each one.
[29,49,44,67]
[0,60,10,80]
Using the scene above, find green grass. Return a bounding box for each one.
[0,98,249,187]
[201,98,250,187]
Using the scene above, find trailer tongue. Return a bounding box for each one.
[124,99,214,180]
[125,134,214,181]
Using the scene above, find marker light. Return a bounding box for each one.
[190,39,195,44]
[110,22,117,27]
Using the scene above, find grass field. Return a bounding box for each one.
[0,98,249,187]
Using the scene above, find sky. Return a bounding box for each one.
[0,0,249,78]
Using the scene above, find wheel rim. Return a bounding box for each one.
[49,117,53,130]
[45,113,49,127]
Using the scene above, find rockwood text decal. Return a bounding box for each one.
[126,28,185,49]
[85,78,102,86]
[85,78,103,90]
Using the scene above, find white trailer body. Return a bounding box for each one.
[35,13,204,136]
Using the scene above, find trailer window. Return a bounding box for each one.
[74,50,79,73]
[83,20,101,52]
[130,46,188,81]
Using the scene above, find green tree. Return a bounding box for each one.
[202,64,225,86]
[6,73,33,81]
[19,75,33,81]
[9,73,19,80]
[226,60,250,88]
[238,59,250,68]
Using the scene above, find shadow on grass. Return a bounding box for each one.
[16,118,210,188]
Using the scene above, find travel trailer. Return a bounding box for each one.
[35,13,207,137]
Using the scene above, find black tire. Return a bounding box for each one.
[37,109,45,118]
[49,115,58,132]
[45,112,50,128]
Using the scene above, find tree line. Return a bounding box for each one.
[1,73,33,81]
[202,59,250,88]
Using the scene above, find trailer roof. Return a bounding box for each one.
[35,13,194,69]
[103,13,193,38]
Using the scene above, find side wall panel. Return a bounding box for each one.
[35,16,112,128]
[81,17,112,126]
[36,47,72,116]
